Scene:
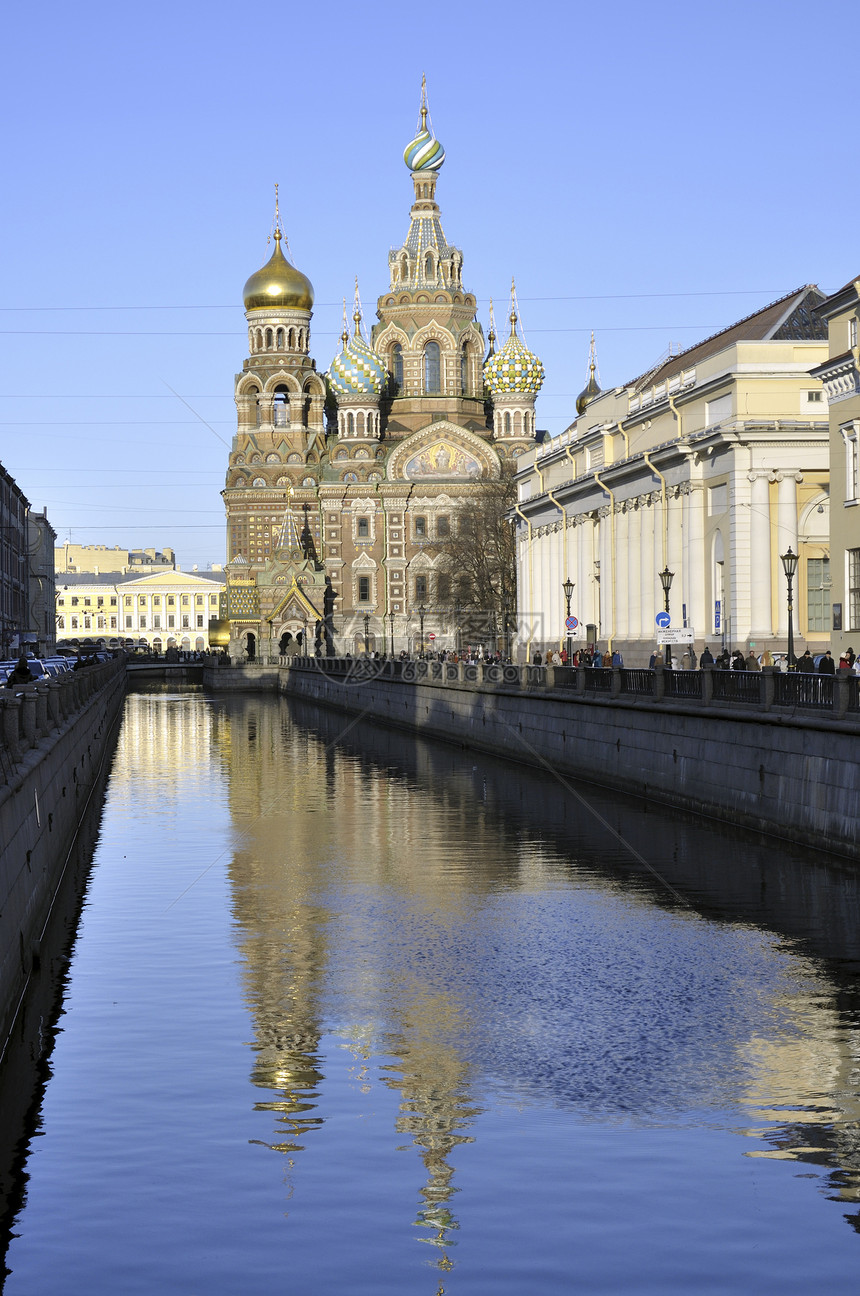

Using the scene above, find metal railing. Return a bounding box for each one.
[279,656,860,724]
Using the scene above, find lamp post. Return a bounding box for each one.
[454,601,461,654]
[501,602,510,661]
[659,565,674,667]
[388,609,395,658]
[781,546,798,670]
[562,577,575,666]
[363,612,370,656]
[418,604,426,658]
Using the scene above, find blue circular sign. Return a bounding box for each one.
[655,611,671,629]
[565,615,578,630]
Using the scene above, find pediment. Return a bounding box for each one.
[386,422,499,483]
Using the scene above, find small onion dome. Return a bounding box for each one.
[327,313,386,396]
[243,230,314,312]
[576,363,601,415]
[403,127,445,172]
[484,311,545,396]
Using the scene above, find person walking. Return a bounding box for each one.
[797,649,815,673]
[700,645,714,668]
[5,656,34,688]
[818,650,836,675]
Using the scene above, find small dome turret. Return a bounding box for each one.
[575,333,601,415]
[327,287,386,396]
[484,291,544,396]
[403,75,445,172]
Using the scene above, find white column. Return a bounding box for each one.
[628,502,642,644]
[684,482,706,638]
[667,490,683,630]
[776,472,801,637]
[615,504,629,641]
[748,471,773,638]
[640,497,653,642]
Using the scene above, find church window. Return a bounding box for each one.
[424,341,441,393]
[514,411,522,434]
[273,385,289,427]
[348,412,355,435]
[437,515,450,538]
[265,328,273,349]
[391,343,403,390]
[504,411,512,434]
[276,328,284,349]
[415,575,428,602]
[357,517,369,538]
[358,576,371,602]
[425,253,434,278]
[357,412,365,435]
[438,574,451,601]
[414,515,427,538]
[461,342,468,394]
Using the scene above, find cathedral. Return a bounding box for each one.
[223,83,544,659]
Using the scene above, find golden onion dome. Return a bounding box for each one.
[576,362,601,415]
[242,230,314,312]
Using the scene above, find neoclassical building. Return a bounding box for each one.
[222,86,543,658]
[513,288,831,663]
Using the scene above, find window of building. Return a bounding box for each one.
[850,549,860,630]
[168,596,175,606]
[391,343,403,390]
[196,615,204,628]
[71,616,78,629]
[438,574,451,601]
[153,615,161,629]
[97,596,104,607]
[84,597,91,607]
[196,595,203,605]
[182,596,189,606]
[806,557,830,632]
[182,615,190,628]
[124,596,131,606]
[57,616,65,629]
[358,576,371,602]
[851,318,858,348]
[424,340,441,393]
[72,597,79,607]
[461,342,468,394]
[168,615,175,628]
[210,595,217,605]
[110,617,117,629]
[125,616,132,629]
[139,596,146,606]
[139,617,146,629]
[415,575,428,603]
[436,515,450,538]
[414,515,427,538]
[806,390,822,403]
[357,517,369,538]
[273,384,289,427]
[110,597,117,606]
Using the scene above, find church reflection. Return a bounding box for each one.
[211,691,860,1250]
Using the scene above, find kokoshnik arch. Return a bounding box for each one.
[222,81,544,660]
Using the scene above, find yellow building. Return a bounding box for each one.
[57,569,225,651]
[514,288,830,662]
[810,277,860,660]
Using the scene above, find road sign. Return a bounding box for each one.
[427,632,436,641]
[565,615,578,630]
[659,627,695,644]
[655,611,671,630]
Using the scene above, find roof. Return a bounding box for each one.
[627,286,827,393]
[57,570,225,589]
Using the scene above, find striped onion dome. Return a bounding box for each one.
[484,306,545,395]
[403,127,445,172]
[328,302,386,396]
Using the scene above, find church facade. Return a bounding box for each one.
[222,87,542,659]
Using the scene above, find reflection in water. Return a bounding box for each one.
[213,692,860,1258]
[5,689,860,1293]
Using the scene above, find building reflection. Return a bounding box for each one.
[210,691,860,1246]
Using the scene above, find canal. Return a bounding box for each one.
[2,688,860,1293]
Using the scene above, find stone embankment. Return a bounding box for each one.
[257,658,860,862]
[0,659,126,1054]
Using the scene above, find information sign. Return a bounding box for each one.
[659,627,695,645]
[655,611,671,630]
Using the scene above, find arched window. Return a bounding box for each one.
[273,385,289,427]
[247,385,260,427]
[265,328,273,350]
[425,253,434,279]
[288,328,295,350]
[504,411,512,434]
[461,342,469,394]
[514,411,522,434]
[391,343,403,391]
[276,328,284,349]
[424,340,441,394]
[348,412,355,436]
[356,412,365,435]
[256,329,263,351]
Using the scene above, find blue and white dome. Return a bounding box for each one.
[484,308,545,396]
[328,301,386,396]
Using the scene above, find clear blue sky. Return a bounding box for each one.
[1,0,857,571]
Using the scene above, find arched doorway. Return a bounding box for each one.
[246,632,256,661]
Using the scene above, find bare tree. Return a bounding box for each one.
[432,471,516,643]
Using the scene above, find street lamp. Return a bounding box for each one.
[418,604,426,658]
[387,609,395,658]
[363,612,370,656]
[781,546,798,670]
[562,577,575,666]
[659,565,674,667]
[501,602,510,661]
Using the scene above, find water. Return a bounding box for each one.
[3,689,860,1293]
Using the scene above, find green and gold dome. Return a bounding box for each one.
[243,229,314,312]
[484,300,544,396]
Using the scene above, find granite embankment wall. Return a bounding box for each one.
[270,659,860,861]
[0,659,127,1054]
